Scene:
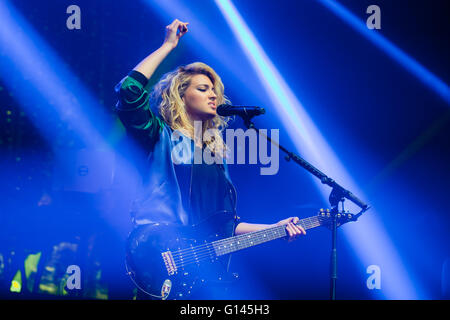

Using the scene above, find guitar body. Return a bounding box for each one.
[126,218,236,300]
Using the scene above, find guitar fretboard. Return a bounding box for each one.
[211,215,323,256]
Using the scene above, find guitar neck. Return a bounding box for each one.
[211,215,323,257]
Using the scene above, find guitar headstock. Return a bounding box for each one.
[317,208,356,229]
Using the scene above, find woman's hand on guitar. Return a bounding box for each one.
[276,217,306,242]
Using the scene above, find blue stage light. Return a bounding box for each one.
[317,0,449,105]
[0,1,107,148]
[0,0,137,239]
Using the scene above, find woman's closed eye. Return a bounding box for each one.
[197,85,215,93]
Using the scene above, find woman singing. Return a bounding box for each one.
[115,19,306,299]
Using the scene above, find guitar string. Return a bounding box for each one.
[170,215,346,269]
[169,218,323,264]
[168,218,323,264]
[170,224,286,257]
[170,223,323,268]
[169,220,324,268]
[169,219,317,261]
[170,222,324,268]
[169,226,288,267]
[169,216,322,258]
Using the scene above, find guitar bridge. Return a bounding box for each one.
[161,251,177,276]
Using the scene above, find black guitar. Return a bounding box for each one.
[125,209,355,299]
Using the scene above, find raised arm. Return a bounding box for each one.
[115,19,189,146]
[133,19,189,79]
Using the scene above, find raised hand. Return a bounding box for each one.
[163,19,189,49]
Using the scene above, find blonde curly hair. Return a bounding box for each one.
[149,62,231,157]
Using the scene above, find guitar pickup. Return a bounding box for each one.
[161,251,177,276]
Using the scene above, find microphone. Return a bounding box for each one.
[217,104,265,117]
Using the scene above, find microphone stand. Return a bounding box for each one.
[241,115,370,300]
